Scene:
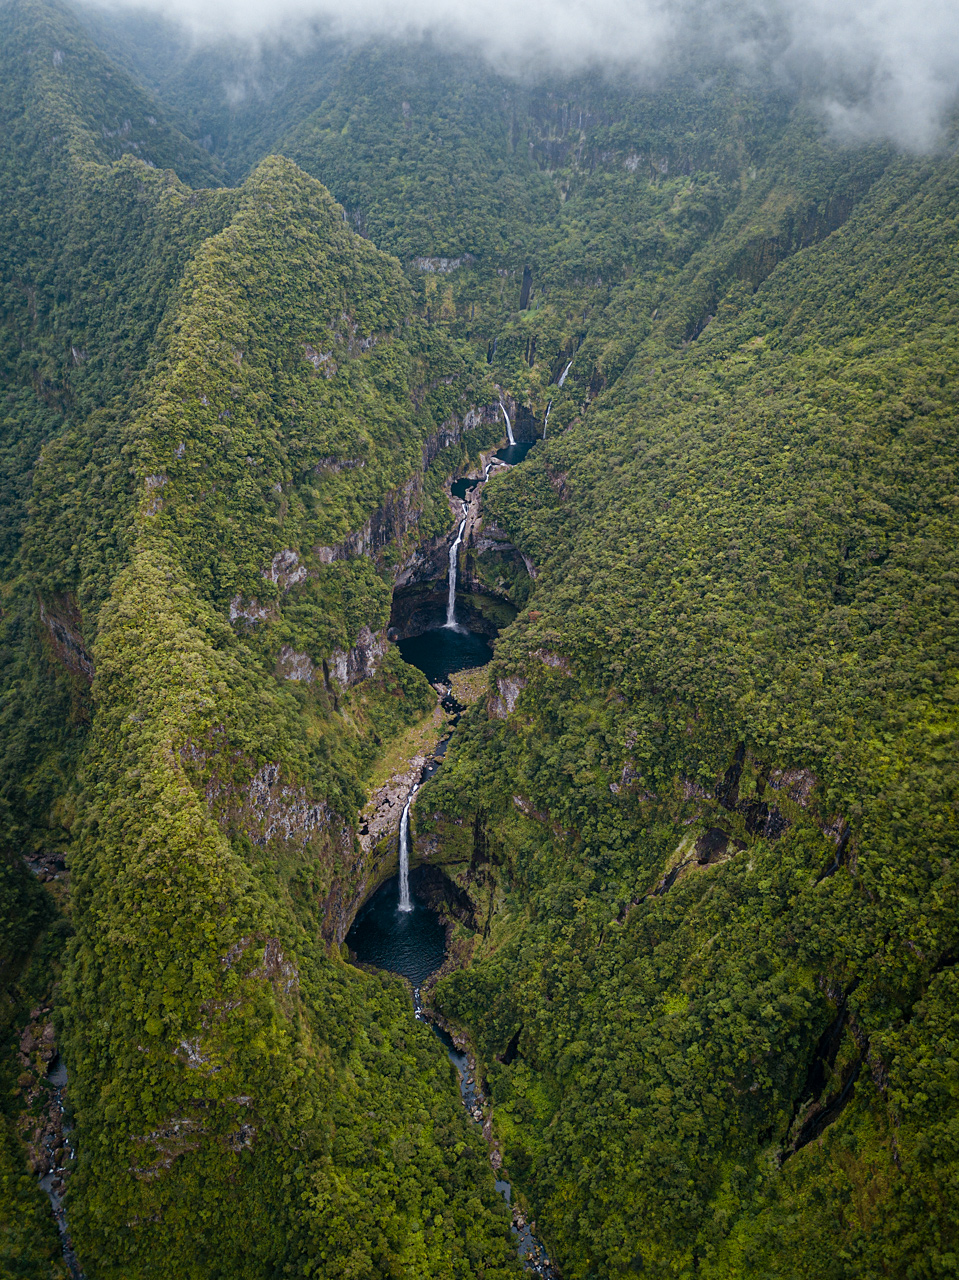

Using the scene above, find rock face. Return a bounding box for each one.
[277,646,314,681]
[199,757,350,856]
[327,626,388,688]
[360,756,429,858]
[266,549,307,591]
[235,412,534,941]
[462,518,530,598]
[390,446,529,637]
[315,474,423,566]
[388,582,513,641]
[313,402,505,575]
[39,595,94,682]
[489,675,527,719]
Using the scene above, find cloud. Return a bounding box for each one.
[85,0,959,149]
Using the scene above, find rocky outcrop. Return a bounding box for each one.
[489,675,526,719]
[229,596,273,625]
[533,649,570,673]
[276,645,314,681]
[360,755,429,858]
[412,255,476,273]
[313,401,504,577]
[265,549,306,591]
[315,474,422,566]
[187,747,367,944]
[39,595,94,682]
[327,626,387,688]
[330,699,457,945]
[239,762,342,848]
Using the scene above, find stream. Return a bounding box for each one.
[348,428,558,1276]
[348,861,558,1278]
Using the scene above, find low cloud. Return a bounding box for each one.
[87,0,959,149]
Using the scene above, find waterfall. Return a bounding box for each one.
[444,500,469,628]
[398,785,418,912]
[543,399,552,439]
[500,400,515,446]
[558,359,573,387]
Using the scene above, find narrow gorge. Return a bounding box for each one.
[1,8,956,1277]
[343,410,558,1273]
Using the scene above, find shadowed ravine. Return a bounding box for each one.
[348,441,557,1275]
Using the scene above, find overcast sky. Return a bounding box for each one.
[88,0,959,149]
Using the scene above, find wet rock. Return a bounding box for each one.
[39,595,94,682]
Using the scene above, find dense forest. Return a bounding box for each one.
[0,0,956,1276]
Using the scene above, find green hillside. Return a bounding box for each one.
[0,1,956,1277]
[426,146,959,1278]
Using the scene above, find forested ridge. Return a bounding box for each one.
[0,0,956,1276]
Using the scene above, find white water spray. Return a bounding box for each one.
[543,400,552,439]
[398,784,419,912]
[445,459,508,628]
[444,500,469,628]
[558,360,573,387]
[500,400,515,446]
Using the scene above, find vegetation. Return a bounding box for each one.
[425,143,959,1280]
[0,1,956,1276]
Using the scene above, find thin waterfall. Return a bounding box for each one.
[444,500,469,628]
[500,400,515,446]
[398,784,418,912]
[543,400,552,439]
[445,459,507,630]
[558,359,573,387]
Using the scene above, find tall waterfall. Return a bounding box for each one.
[543,400,552,439]
[398,785,418,912]
[444,500,469,628]
[558,359,573,387]
[500,400,515,446]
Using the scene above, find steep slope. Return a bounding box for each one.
[282,45,907,440]
[2,4,957,1276]
[45,157,516,1277]
[422,148,959,1277]
[0,4,521,1275]
[73,3,350,182]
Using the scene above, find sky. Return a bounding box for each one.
[88,0,959,149]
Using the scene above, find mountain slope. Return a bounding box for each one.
[423,147,959,1279]
[0,3,956,1276]
[0,6,521,1275]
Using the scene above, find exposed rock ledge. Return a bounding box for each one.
[358,702,452,856]
[360,754,428,858]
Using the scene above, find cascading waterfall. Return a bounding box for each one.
[444,500,469,628]
[558,359,573,387]
[543,399,552,439]
[499,400,515,446]
[398,784,419,912]
[444,459,508,630]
